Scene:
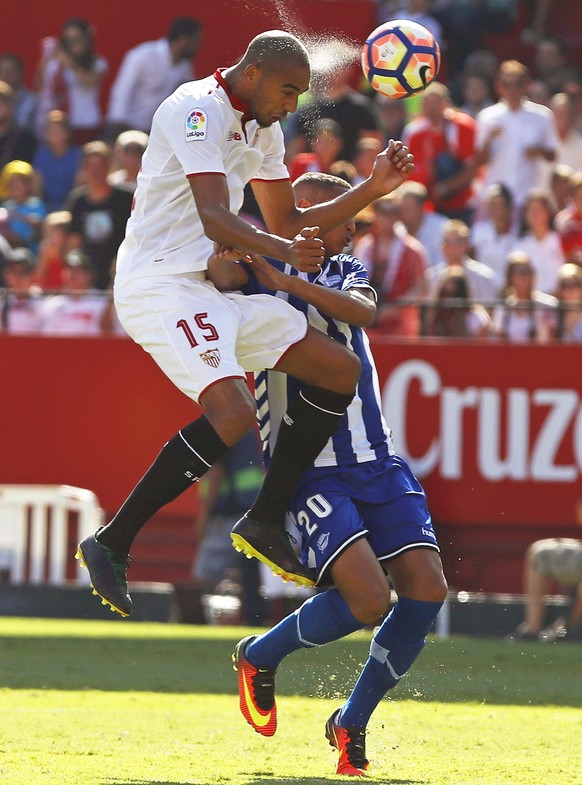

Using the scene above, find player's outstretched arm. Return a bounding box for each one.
[248,254,376,328]
[253,141,414,241]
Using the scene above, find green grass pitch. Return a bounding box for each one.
[0,617,580,784]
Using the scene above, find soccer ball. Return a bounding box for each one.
[361,19,441,100]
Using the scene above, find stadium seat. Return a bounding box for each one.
[0,484,103,585]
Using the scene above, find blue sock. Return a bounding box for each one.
[246,588,364,670]
[339,597,443,728]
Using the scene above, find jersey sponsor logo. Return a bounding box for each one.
[185,109,207,141]
[321,274,342,289]
[227,130,242,141]
[200,348,221,367]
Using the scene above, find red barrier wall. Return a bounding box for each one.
[2,334,581,592]
[1,335,201,516]
[0,1,377,98]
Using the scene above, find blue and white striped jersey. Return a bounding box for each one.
[242,253,395,469]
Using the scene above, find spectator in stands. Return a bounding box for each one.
[462,49,499,86]
[426,219,497,303]
[534,37,572,96]
[507,536,582,643]
[0,221,12,276]
[459,72,494,119]
[398,180,447,268]
[475,60,559,211]
[192,427,267,626]
[403,81,478,223]
[287,119,343,183]
[521,0,552,44]
[470,183,519,291]
[35,18,108,144]
[351,137,384,186]
[108,130,149,192]
[550,164,575,214]
[0,81,37,177]
[352,205,375,250]
[425,264,491,338]
[431,0,509,80]
[375,93,407,148]
[355,191,427,335]
[33,110,82,213]
[380,0,443,43]
[105,17,202,139]
[66,141,133,290]
[290,61,381,163]
[0,246,44,334]
[550,93,582,174]
[0,160,46,252]
[527,79,552,108]
[492,251,557,342]
[518,187,565,295]
[0,54,37,130]
[555,171,582,264]
[35,210,71,291]
[555,263,582,342]
[328,159,358,187]
[563,71,582,133]
[41,248,107,335]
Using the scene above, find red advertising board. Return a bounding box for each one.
[371,338,582,528]
[1,335,580,592]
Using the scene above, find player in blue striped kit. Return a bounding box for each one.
[210,172,448,777]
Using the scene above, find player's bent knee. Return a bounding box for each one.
[347,582,392,625]
[201,387,257,444]
[328,350,361,394]
[410,575,448,604]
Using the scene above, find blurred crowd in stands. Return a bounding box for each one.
[1,4,582,342]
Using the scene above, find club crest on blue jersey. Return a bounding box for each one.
[317,531,330,552]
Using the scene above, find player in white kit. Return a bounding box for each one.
[76,30,414,617]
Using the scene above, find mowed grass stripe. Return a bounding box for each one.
[0,617,580,706]
[1,692,580,785]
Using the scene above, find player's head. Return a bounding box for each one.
[232,31,310,128]
[293,172,355,256]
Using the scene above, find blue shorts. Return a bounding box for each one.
[286,455,440,586]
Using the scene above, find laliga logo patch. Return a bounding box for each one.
[185,109,207,141]
[200,348,220,367]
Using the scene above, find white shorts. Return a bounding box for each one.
[114,272,308,403]
[530,538,582,586]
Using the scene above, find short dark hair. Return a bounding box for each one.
[0,53,24,74]
[486,182,513,207]
[293,171,352,203]
[242,30,310,73]
[167,17,201,42]
[314,118,342,139]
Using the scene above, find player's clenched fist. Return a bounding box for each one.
[371,139,415,194]
[287,226,325,272]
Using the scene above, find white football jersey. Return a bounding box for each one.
[115,70,289,285]
[40,293,107,336]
